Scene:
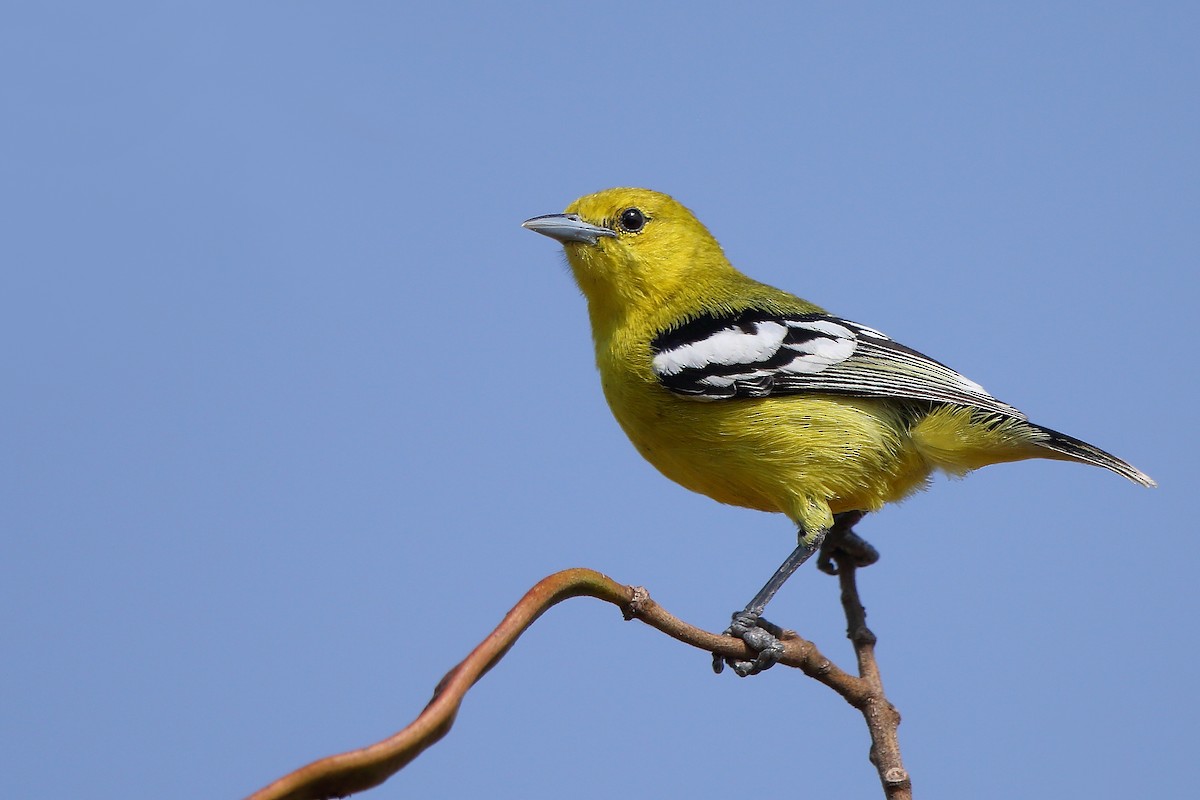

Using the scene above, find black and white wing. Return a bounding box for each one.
[650,308,1023,418]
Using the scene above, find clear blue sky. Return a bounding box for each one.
[3,4,1195,798]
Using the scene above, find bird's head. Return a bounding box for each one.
[523,188,736,322]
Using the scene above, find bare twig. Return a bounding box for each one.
[833,559,911,799]
[245,566,906,800]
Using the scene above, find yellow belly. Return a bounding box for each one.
[602,371,933,533]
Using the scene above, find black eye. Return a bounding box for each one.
[618,207,647,233]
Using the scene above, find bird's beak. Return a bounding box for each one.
[522,213,617,245]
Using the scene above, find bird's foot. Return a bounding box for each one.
[817,511,879,575]
[712,611,787,677]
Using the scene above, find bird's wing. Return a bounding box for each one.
[650,308,1024,418]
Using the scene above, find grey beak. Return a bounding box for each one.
[522,213,617,245]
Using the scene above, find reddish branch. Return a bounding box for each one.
[245,566,908,800]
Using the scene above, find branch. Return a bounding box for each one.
[833,559,912,799]
[245,566,905,800]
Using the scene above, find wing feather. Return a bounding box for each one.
[650,309,1023,418]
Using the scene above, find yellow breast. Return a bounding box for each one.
[597,342,933,533]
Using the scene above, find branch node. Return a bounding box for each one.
[882,767,910,787]
[849,624,877,647]
[623,585,651,620]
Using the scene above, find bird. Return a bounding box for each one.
[522,187,1154,676]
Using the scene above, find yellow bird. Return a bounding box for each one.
[523,187,1154,676]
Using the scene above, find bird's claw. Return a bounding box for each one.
[712,611,786,677]
[817,523,879,575]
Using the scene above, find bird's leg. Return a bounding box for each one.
[713,528,827,677]
[713,512,879,677]
[817,511,878,575]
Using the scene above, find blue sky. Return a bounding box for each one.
[2,3,1196,798]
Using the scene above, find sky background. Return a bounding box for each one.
[2,3,1196,798]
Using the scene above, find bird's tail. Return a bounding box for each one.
[1031,423,1157,488]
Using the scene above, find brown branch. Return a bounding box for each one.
[245,566,905,800]
[834,560,912,799]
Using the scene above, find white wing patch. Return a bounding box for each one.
[653,320,789,376]
[652,316,860,399]
[781,320,858,372]
[650,310,1023,417]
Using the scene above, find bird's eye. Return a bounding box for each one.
[618,207,647,233]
